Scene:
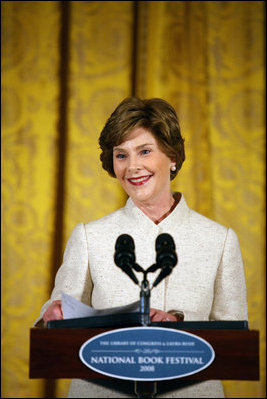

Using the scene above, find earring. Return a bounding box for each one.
[171,165,176,172]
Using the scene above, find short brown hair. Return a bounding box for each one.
[99,97,185,180]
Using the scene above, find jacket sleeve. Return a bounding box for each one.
[35,223,93,324]
[210,227,248,321]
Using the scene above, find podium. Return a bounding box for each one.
[29,320,259,382]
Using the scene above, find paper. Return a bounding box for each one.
[61,291,140,319]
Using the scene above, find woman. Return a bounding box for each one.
[36,97,248,398]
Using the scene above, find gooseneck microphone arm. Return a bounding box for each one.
[114,233,178,327]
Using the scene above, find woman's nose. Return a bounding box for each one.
[127,155,141,172]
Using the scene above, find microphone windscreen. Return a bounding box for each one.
[115,234,135,251]
[155,233,177,268]
[114,234,136,267]
[156,233,175,252]
[114,234,138,284]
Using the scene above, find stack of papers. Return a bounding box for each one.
[61,291,140,319]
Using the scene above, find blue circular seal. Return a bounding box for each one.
[79,327,215,381]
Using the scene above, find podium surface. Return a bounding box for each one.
[29,322,259,381]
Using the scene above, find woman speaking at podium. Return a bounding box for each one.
[35,97,248,397]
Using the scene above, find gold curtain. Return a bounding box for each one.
[1,1,265,398]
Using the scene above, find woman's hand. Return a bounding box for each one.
[150,308,177,322]
[43,300,63,323]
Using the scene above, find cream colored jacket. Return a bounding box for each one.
[37,193,248,398]
[39,193,248,321]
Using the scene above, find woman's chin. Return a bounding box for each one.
[129,191,153,204]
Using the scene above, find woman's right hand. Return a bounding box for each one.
[43,300,63,323]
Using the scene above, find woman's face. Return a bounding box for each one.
[113,127,175,206]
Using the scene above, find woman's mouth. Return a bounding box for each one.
[127,175,152,186]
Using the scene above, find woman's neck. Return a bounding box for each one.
[133,193,180,224]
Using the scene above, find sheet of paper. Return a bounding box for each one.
[61,291,140,319]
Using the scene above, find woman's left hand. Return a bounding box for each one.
[150,308,177,322]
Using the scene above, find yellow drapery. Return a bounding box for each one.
[1,1,265,398]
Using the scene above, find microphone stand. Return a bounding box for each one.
[139,262,162,327]
[135,269,158,398]
[134,381,157,399]
[140,270,151,327]
[114,233,177,398]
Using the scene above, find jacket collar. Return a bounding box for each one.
[123,192,190,233]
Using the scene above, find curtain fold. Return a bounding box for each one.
[1,1,265,398]
[1,1,62,397]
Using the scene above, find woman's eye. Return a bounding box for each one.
[115,153,126,159]
[141,149,150,155]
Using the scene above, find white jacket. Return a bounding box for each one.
[37,193,248,397]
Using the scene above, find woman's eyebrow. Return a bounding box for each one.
[113,143,155,152]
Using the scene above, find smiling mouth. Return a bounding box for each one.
[127,175,152,186]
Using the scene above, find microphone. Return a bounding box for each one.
[114,234,139,285]
[152,233,178,288]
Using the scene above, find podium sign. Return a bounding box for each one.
[29,324,259,381]
[80,327,215,381]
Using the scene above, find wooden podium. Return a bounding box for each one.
[29,321,259,381]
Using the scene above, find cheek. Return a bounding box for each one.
[113,157,118,175]
[113,161,124,180]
